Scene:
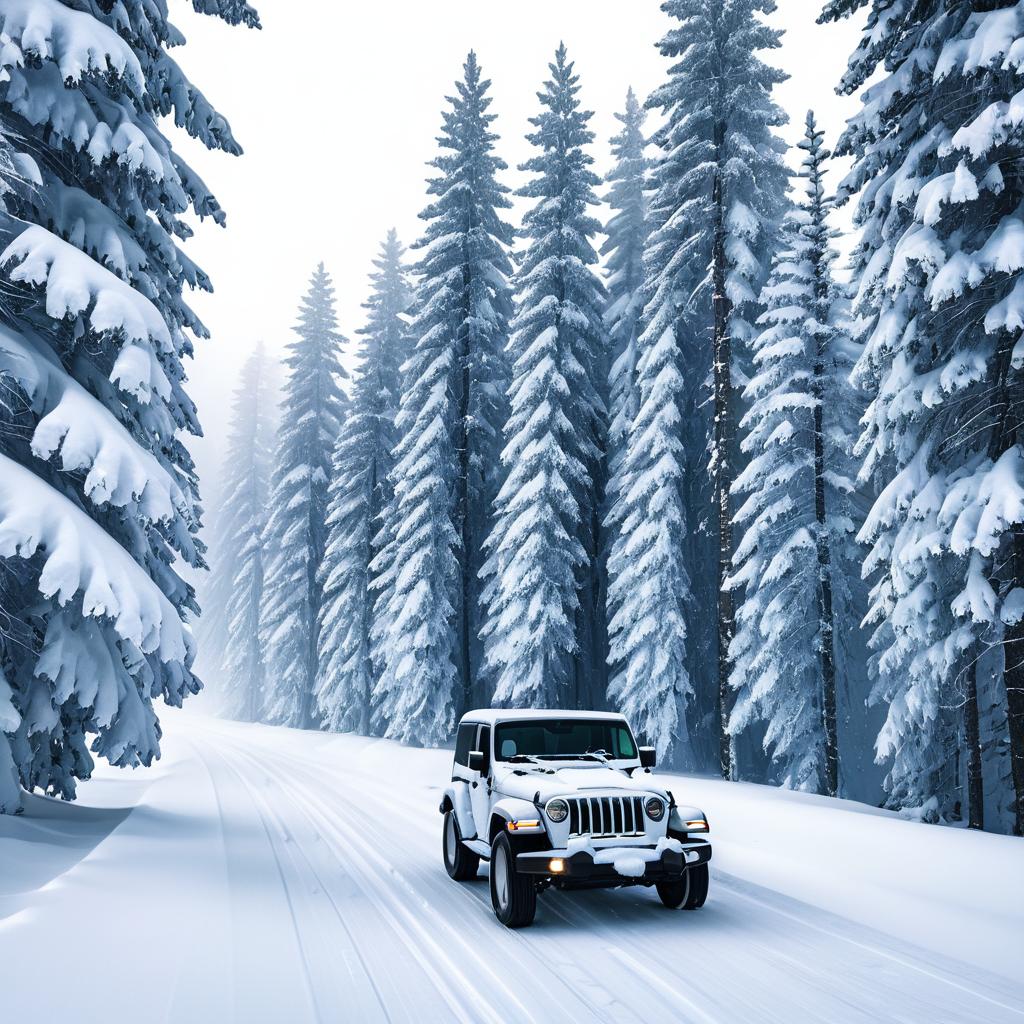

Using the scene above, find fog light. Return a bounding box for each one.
[549,858,566,874]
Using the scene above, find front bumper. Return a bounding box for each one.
[516,839,711,884]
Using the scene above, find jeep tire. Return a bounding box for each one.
[657,863,709,910]
[489,832,537,928]
[442,810,480,881]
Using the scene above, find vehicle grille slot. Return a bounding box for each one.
[564,794,647,838]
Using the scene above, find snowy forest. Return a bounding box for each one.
[0,0,1022,841]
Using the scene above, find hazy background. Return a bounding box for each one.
[170,0,862,498]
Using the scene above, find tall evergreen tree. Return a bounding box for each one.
[605,303,694,763]
[0,3,258,812]
[371,53,513,742]
[261,266,347,730]
[823,0,1024,832]
[318,232,410,734]
[643,0,789,777]
[603,88,651,542]
[203,344,275,722]
[604,87,696,762]
[480,44,607,709]
[728,114,862,795]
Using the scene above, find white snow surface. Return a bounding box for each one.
[1,710,1021,1023]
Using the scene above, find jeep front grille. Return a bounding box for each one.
[566,795,646,838]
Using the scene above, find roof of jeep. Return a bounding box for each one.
[458,709,628,726]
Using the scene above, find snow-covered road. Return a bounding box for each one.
[2,711,1022,1023]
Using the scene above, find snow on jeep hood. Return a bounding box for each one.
[495,762,663,802]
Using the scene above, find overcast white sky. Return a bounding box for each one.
[171,0,863,488]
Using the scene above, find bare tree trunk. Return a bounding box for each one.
[711,143,735,781]
[811,323,839,796]
[457,260,474,717]
[458,347,473,716]
[1003,560,1024,836]
[986,330,1024,835]
[964,656,985,830]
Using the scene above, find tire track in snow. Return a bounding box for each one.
[188,742,324,1024]
[720,880,1024,1019]
[196,720,1024,1024]
[216,729,648,1024]
[200,744,397,1024]
[217,736,525,1024]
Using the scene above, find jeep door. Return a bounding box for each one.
[468,725,492,840]
[451,722,477,836]
[452,722,491,841]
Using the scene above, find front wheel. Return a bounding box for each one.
[657,863,709,910]
[489,832,537,928]
[442,810,480,881]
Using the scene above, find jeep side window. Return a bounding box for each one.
[477,726,491,775]
[454,723,476,767]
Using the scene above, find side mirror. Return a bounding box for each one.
[638,746,656,769]
[468,750,487,774]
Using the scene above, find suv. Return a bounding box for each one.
[439,709,712,927]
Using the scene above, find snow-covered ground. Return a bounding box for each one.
[2,710,1021,1024]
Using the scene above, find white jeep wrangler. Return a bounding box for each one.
[439,710,712,927]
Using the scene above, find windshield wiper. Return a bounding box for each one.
[510,753,610,763]
[507,754,547,765]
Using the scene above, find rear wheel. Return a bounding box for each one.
[442,810,480,881]
[489,832,537,928]
[657,863,709,910]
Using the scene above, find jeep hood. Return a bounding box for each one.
[495,763,664,803]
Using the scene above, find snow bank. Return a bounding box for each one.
[661,771,1023,980]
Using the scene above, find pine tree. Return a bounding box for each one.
[0,3,258,812]
[318,232,410,734]
[603,88,651,558]
[480,44,607,709]
[644,0,789,777]
[823,0,1024,832]
[372,53,513,742]
[261,266,347,730]
[605,314,695,763]
[728,113,862,795]
[202,344,275,722]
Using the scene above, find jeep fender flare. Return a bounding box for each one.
[488,796,547,845]
[439,783,476,839]
[671,802,706,824]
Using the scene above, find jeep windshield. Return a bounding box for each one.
[494,719,638,762]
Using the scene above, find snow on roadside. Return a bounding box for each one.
[1,708,1021,1024]
[656,772,1024,982]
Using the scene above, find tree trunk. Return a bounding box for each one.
[1003,561,1024,836]
[964,656,985,830]
[457,266,474,718]
[711,137,735,782]
[812,348,839,797]
[985,329,1024,835]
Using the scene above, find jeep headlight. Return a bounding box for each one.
[645,797,665,821]
[546,798,569,823]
